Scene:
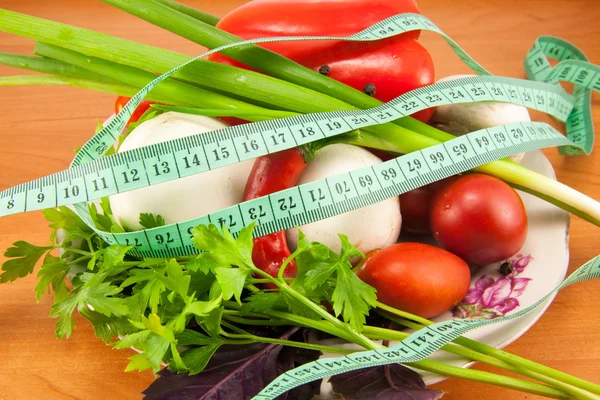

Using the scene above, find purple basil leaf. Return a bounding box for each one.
[142,327,321,400]
[329,364,444,400]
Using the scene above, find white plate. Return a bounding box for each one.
[89,118,569,393]
[314,150,570,395]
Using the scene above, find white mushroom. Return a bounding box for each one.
[109,112,254,230]
[286,144,402,256]
[430,74,530,163]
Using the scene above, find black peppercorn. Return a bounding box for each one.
[499,261,514,276]
[363,82,376,96]
[318,64,331,76]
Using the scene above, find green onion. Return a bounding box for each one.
[0,52,118,83]
[100,0,460,141]
[152,105,298,119]
[0,9,356,116]
[0,75,159,100]
[34,42,271,115]
[101,0,383,109]
[0,5,599,225]
[154,0,220,26]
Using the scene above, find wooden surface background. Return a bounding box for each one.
[0,0,599,399]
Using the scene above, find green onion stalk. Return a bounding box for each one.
[226,264,588,400]
[0,7,598,226]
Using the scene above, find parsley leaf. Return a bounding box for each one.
[122,269,167,318]
[34,255,71,301]
[157,260,190,301]
[175,329,217,346]
[180,343,222,375]
[50,279,129,338]
[170,295,222,333]
[43,206,91,232]
[290,232,374,331]
[139,213,166,229]
[1,241,53,283]
[79,308,137,343]
[117,314,180,374]
[332,265,377,332]
[192,223,254,268]
[241,292,282,314]
[88,244,131,271]
[88,198,125,233]
[214,266,250,303]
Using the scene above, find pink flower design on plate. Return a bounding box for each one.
[452,254,533,319]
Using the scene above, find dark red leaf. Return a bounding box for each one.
[329,363,444,400]
[142,327,321,400]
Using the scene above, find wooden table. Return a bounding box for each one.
[0,0,598,399]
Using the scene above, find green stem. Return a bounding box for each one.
[34,42,267,114]
[100,0,380,109]
[378,305,600,396]
[154,0,220,26]
[363,326,596,400]
[0,75,153,99]
[152,105,298,119]
[224,311,570,399]
[224,307,576,398]
[2,7,600,227]
[247,264,379,351]
[247,278,293,284]
[0,7,356,115]
[61,248,92,257]
[409,360,570,400]
[222,314,291,326]
[68,256,92,265]
[0,52,119,83]
[220,331,354,355]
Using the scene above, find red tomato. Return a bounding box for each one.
[430,173,528,265]
[399,178,457,235]
[210,0,435,123]
[114,96,155,124]
[399,186,435,235]
[358,243,470,318]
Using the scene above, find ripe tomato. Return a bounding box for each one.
[430,173,528,265]
[399,186,435,235]
[114,96,155,124]
[399,178,457,235]
[358,243,470,318]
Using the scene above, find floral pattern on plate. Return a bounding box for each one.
[452,254,533,319]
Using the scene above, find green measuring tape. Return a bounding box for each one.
[1,13,598,259]
[525,35,599,155]
[254,255,600,398]
[0,11,599,399]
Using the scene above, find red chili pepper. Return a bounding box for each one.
[243,148,307,287]
[114,96,155,124]
[209,0,435,122]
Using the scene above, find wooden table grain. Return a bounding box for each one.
[0,0,599,399]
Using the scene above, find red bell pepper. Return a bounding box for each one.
[243,148,307,288]
[209,0,435,122]
[114,96,155,124]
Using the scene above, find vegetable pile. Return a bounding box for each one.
[1,0,600,399]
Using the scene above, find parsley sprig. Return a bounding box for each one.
[3,207,591,400]
[1,205,381,375]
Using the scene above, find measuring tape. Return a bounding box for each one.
[0,12,598,259]
[525,36,599,154]
[254,255,600,398]
[1,13,598,259]
[0,11,599,399]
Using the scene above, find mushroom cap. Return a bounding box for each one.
[109,112,254,231]
[430,74,529,163]
[287,144,402,256]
